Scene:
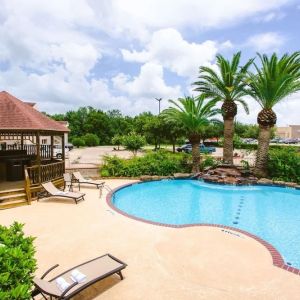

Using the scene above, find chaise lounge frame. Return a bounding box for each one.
[72,171,104,191]
[32,253,127,300]
[40,182,85,204]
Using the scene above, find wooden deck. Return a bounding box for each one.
[0,161,65,209]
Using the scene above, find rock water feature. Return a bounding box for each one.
[138,166,300,188]
[201,165,258,185]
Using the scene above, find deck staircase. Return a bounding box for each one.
[0,188,28,209]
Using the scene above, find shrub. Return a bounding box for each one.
[100,150,191,177]
[111,134,123,150]
[72,137,86,148]
[83,133,100,147]
[200,156,218,171]
[268,147,300,183]
[0,222,36,300]
[122,132,146,155]
[233,134,243,150]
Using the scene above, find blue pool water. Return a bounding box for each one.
[112,179,300,268]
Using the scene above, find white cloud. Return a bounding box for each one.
[245,32,285,52]
[255,11,285,23]
[91,0,292,40]
[112,62,182,110]
[0,0,298,123]
[122,28,220,79]
[275,92,300,126]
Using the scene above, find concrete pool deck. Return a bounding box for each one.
[1,179,300,299]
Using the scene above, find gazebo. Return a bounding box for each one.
[0,91,69,208]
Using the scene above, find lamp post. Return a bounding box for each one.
[155,97,162,115]
[155,98,163,150]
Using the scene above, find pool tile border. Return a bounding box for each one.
[106,181,300,277]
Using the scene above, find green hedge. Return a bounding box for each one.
[0,222,36,300]
[268,147,300,183]
[100,150,191,177]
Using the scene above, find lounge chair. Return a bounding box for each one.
[32,253,127,300]
[63,173,73,191]
[72,171,104,191]
[41,182,85,204]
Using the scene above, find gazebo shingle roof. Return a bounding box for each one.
[0,91,69,132]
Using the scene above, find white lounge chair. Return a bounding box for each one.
[72,172,104,191]
[41,182,85,204]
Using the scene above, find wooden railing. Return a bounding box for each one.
[26,161,65,185]
[0,144,52,159]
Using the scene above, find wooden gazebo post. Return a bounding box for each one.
[61,134,65,172]
[36,131,41,184]
[21,133,24,150]
[50,134,54,160]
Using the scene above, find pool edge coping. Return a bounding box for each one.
[106,180,300,277]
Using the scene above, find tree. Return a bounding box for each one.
[194,52,253,164]
[72,137,86,148]
[163,120,185,153]
[83,133,100,146]
[246,52,300,177]
[142,116,165,150]
[122,132,146,155]
[111,134,123,150]
[162,95,220,173]
[199,122,223,143]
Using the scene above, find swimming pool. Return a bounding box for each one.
[111,179,300,269]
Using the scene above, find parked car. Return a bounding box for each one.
[53,145,70,159]
[270,137,283,143]
[65,143,74,150]
[283,138,299,144]
[176,143,216,154]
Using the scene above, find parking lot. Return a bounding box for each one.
[66,145,256,168]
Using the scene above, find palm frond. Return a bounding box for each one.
[162,95,220,135]
[246,52,300,109]
[193,52,252,114]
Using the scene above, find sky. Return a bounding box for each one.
[0,0,300,125]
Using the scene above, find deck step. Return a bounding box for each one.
[0,191,28,210]
[0,188,25,197]
[0,193,27,203]
[0,200,28,210]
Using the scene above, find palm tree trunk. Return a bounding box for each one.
[189,134,201,173]
[254,125,272,177]
[191,142,200,173]
[223,117,234,165]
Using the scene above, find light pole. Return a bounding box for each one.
[155,97,162,115]
[155,98,163,150]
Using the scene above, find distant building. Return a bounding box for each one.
[276,125,300,139]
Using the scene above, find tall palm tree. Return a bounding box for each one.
[162,95,220,173]
[246,52,300,177]
[194,52,253,164]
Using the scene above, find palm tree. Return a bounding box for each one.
[193,52,253,164]
[246,52,300,177]
[162,95,220,173]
